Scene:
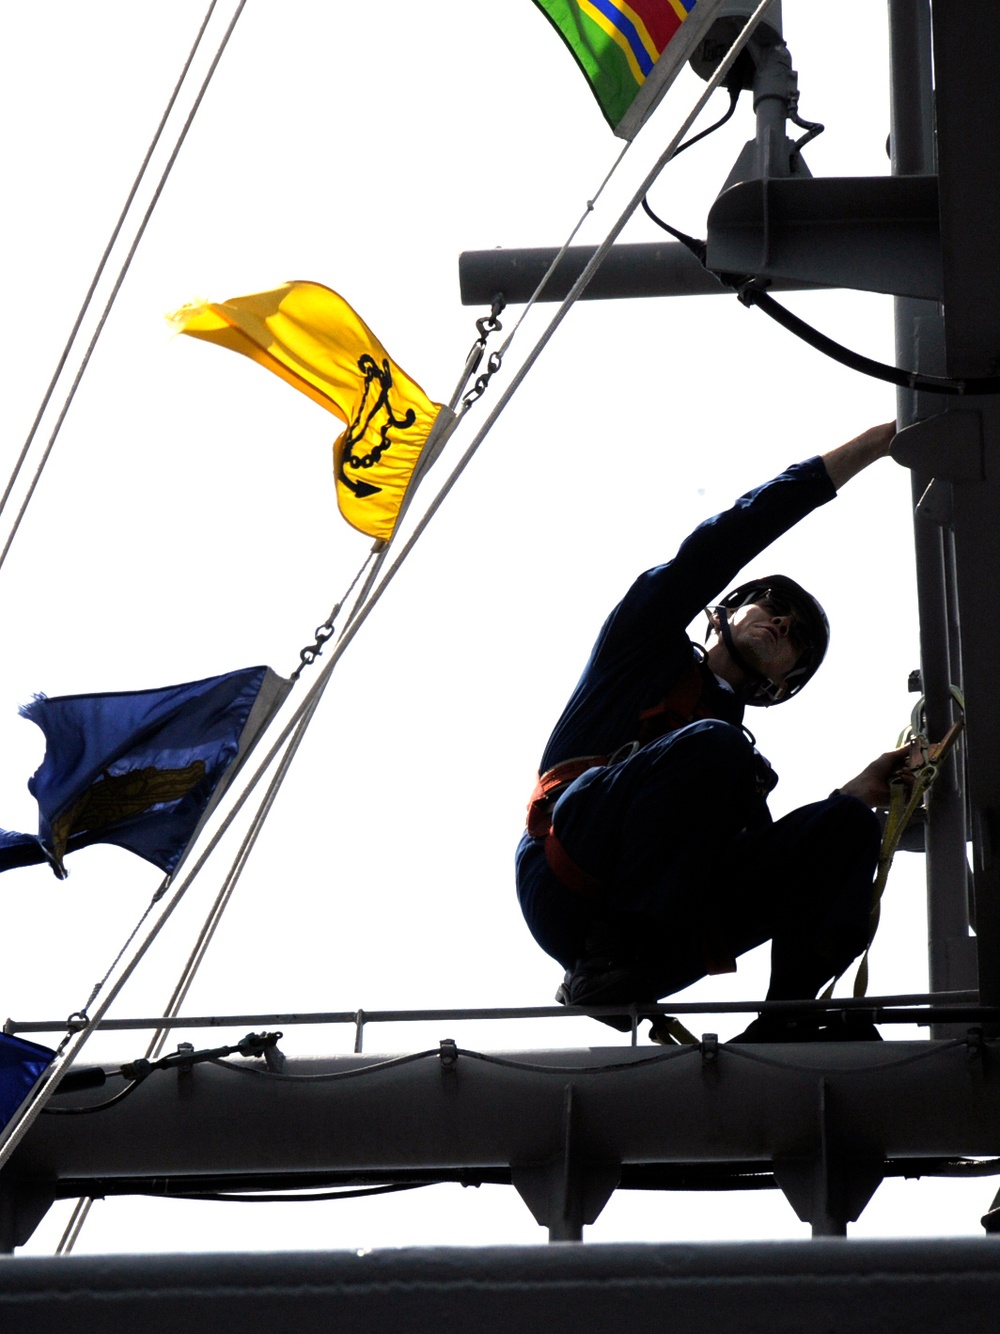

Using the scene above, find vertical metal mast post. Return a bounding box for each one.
[889,0,975,1012]
[928,1,1000,1010]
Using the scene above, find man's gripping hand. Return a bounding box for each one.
[838,743,913,808]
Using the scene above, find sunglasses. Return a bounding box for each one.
[755,589,814,657]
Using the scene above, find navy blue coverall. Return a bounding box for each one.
[515,457,881,1003]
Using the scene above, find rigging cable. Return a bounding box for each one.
[143,693,326,1062]
[53,550,392,1251]
[0,0,776,1180]
[46,20,759,1063]
[448,138,632,410]
[142,541,393,1063]
[55,1197,92,1257]
[101,0,783,1068]
[450,49,743,408]
[0,0,248,578]
[82,73,751,1087]
[0,0,221,533]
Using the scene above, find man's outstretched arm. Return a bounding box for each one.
[822,421,897,490]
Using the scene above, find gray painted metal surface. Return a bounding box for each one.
[457,240,827,306]
[928,2,1000,1009]
[458,239,832,306]
[5,1,1000,1291]
[706,175,942,298]
[3,1038,999,1247]
[888,0,976,1019]
[460,0,988,1026]
[4,1240,1000,1333]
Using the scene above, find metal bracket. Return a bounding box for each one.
[0,1182,56,1254]
[511,1084,620,1242]
[438,1039,459,1089]
[893,411,985,482]
[176,1042,195,1099]
[772,1077,884,1237]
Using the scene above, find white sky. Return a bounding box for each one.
[0,1,986,1252]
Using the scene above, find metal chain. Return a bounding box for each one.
[294,615,339,678]
[292,548,381,679]
[459,295,506,409]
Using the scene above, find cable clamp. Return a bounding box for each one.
[237,1030,283,1058]
[439,1038,459,1070]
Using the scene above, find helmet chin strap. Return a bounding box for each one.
[712,607,770,701]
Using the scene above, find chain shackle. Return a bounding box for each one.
[475,293,505,342]
[462,294,506,409]
[293,606,341,679]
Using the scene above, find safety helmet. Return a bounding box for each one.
[709,574,830,706]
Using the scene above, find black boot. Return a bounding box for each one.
[730,1012,882,1043]
[555,918,653,1032]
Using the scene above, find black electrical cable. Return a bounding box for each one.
[42,1077,145,1115]
[671,84,741,158]
[737,283,1000,395]
[639,87,740,255]
[928,1158,1000,1179]
[165,1182,441,1203]
[789,108,824,156]
[641,198,708,264]
[42,1031,283,1112]
[642,200,1000,396]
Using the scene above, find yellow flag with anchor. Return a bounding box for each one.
[170,282,444,541]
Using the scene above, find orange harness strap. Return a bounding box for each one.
[636,658,715,745]
[525,754,608,899]
[526,754,608,839]
[524,656,739,969]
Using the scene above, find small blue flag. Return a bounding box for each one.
[0,1033,55,1130]
[0,666,290,878]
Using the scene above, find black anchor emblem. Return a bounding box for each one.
[338,353,416,498]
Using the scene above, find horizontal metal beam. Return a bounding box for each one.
[458,241,826,306]
[3,1038,999,1245]
[4,991,979,1035]
[30,1154,970,1205]
[11,1041,999,1179]
[7,1239,1000,1333]
[706,174,942,298]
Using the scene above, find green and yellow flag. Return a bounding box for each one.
[532,0,726,139]
[171,282,444,541]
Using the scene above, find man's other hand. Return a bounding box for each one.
[839,743,913,807]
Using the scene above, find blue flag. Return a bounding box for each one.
[0,1033,55,1130]
[0,666,290,878]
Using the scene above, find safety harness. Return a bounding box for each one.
[823,690,965,1000]
[525,654,728,899]
[525,650,768,1049]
